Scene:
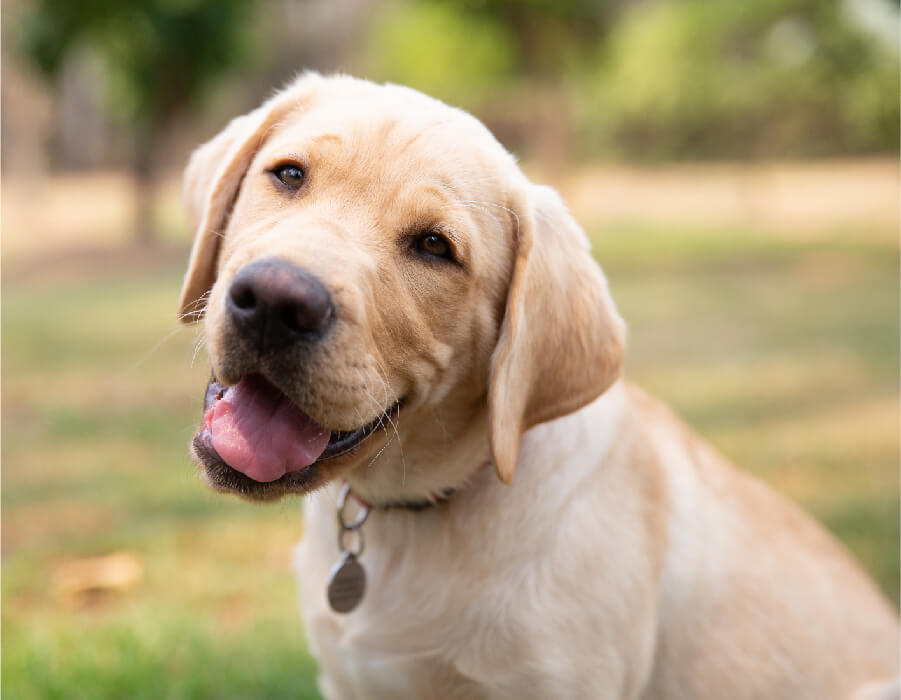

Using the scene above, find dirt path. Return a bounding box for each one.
[534,158,898,239]
[3,159,897,276]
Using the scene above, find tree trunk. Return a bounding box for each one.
[133,127,157,246]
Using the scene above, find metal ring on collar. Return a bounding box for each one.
[337,483,370,531]
[338,528,365,557]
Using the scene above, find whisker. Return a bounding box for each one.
[367,356,406,485]
[354,367,384,430]
[191,329,208,367]
[129,325,185,371]
[177,290,212,323]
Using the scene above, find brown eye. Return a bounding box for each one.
[271,163,305,190]
[414,232,452,260]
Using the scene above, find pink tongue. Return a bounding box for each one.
[208,376,331,482]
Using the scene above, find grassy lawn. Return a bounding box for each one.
[2,268,322,699]
[3,222,898,697]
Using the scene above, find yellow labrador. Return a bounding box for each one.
[179,74,899,700]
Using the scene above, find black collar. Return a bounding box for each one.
[348,487,456,512]
[344,460,491,512]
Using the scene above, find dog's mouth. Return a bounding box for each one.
[194,373,400,488]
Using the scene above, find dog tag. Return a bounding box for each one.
[327,552,366,613]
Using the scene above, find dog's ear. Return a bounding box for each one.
[177,75,320,323]
[488,184,626,484]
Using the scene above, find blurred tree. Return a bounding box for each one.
[362,0,632,160]
[580,0,900,159]
[19,0,254,244]
[364,0,897,161]
[451,0,625,75]
[362,2,515,106]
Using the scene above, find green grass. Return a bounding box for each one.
[3,224,898,696]
[3,269,324,698]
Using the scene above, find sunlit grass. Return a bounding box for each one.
[2,223,898,697]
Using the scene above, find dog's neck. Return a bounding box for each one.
[345,458,492,511]
[342,401,495,508]
[348,484,457,512]
[342,382,628,512]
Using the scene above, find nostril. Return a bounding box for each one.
[229,282,257,311]
[279,304,303,333]
[278,300,332,333]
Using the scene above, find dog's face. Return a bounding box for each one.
[180,74,625,503]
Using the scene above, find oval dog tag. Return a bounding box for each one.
[327,552,366,613]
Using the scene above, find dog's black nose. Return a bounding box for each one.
[227,259,333,351]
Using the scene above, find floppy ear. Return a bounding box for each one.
[177,75,321,323]
[488,184,626,484]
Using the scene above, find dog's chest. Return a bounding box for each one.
[292,493,639,700]
[307,625,480,700]
[294,529,491,699]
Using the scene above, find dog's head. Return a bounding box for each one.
[179,73,625,502]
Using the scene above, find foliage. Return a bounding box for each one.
[578,0,900,159]
[19,0,255,130]
[18,0,258,241]
[361,0,898,159]
[448,0,622,75]
[361,1,516,106]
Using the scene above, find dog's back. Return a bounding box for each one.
[629,386,899,699]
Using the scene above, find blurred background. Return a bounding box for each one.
[2,0,898,696]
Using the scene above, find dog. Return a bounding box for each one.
[178,73,899,699]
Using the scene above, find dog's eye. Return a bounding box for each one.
[413,232,452,260]
[271,163,305,190]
